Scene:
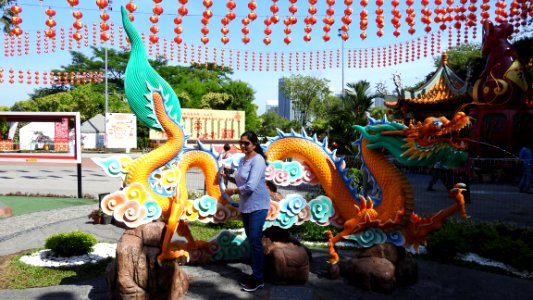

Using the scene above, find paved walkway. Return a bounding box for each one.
[1,206,533,300]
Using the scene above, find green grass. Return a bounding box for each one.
[0,196,97,216]
[3,250,112,289]
[0,224,222,289]
[189,222,228,241]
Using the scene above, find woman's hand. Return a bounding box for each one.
[219,169,227,180]
[224,188,239,195]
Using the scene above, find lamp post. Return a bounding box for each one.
[104,46,108,148]
[103,1,113,149]
[338,28,345,97]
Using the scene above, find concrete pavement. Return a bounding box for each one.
[1,205,533,300]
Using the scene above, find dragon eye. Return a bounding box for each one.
[432,120,443,129]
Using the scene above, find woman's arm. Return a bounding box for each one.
[219,169,236,184]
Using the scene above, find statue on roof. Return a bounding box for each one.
[472,21,528,106]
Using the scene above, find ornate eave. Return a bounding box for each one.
[386,53,470,109]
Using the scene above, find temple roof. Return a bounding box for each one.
[385,53,470,108]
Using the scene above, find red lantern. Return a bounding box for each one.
[10,4,22,14]
[73,32,83,41]
[96,0,108,9]
[149,35,159,43]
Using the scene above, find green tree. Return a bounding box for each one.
[512,36,533,86]
[200,92,231,109]
[369,106,390,120]
[11,84,129,122]
[279,75,331,128]
[221,80,259,131]
[0,0,15,34]
[343,80,377,126]
[257,111,290,138]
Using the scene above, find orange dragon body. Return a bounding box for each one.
[95,7,470,264]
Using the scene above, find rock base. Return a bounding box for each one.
[262,228,311,284]
[344,243,418,293]
[0,201,12,218]
[106,221,189,299]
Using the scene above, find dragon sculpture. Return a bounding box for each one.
[95,7,470,265]
[472,20,528,106]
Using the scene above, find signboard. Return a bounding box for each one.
[105,113,137,149]
[150,108,245,142]
[0,112,81,163]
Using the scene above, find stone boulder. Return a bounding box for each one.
[106,221,189,299]
[346,256,396,292]
[262,227,311,284]
[263,240,310,284]
[0,201,12,218]
[344,243,418,293]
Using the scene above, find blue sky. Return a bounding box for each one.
[1,0,505,113]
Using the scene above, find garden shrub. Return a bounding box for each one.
[289,222,341,242]
[426,220,533,271]
[44,231,97,257]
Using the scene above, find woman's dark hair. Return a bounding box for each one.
[241,131,267,161]
[223,143,230,151]
[266,180,277,193]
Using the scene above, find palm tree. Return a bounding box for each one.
[0,0,15,34]
[342,80,377,126]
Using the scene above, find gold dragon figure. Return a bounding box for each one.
[95,7,470,265]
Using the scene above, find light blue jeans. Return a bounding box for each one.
[241,209,268,281]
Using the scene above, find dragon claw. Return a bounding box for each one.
[157,250,190,266]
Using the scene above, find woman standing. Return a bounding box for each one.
[220,131,270,292]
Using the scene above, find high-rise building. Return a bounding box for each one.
[277,78,294,120]
[265,99,278,113]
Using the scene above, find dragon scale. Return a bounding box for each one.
[124,92,184,216]
[359,138,414,225]
[266,138,357,221]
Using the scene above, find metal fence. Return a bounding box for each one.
[185,157,533,228]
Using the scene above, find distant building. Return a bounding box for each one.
[372,97,386,108]
[80,114,105,149]
[277,78,295,120]
[266,99,278,113]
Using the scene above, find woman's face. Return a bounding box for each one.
[239,136,254,154]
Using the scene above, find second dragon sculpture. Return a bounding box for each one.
[95,7,470,264]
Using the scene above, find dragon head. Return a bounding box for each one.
[354,112,470,167]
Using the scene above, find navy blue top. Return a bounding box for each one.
[234,153,270,213]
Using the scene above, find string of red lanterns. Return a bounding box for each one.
[391,0,402,37]
[283,0,297,45]
[174,0,188,45]
[44,7,57,39]
[406,0,416,35]
[125,0,137,21]
[2,22,477,71]
[97,0,110,43]
[359,1,368,39]
[200,0,213,45]
[10,4,23,37]
[0,68,104,85]
[221,0,236,45]
[71,5,83,46]
[148,0,162,44]
[341,0,352,40]
[323,0,335,41]
[3,1,532,45]
[303,0,318,43]
[376,0,385,37]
